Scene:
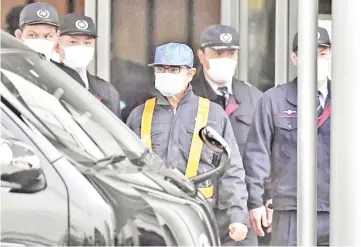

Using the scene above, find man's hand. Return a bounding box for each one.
[265,199,273,226]
[229,223,248,241]
[266,225,272,233]
[249,206,269,237]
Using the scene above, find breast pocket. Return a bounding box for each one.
[150,123,164,151]
[274,116,297,137]
[272,117,298,193]
[273,117,297,157]
[234,114,252,142]
[236,114,252,126]
[182,122,221,165]
[136,123,164,151]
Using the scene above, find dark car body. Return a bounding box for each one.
[1,101,116,246]
[0,30,220,246]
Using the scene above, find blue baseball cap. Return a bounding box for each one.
[149,42,194,68]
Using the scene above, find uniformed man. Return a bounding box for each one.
[15,2,60,60]
[192,24,262,156]
[52,13,121,118]
[243,26,332,246]
[192,24,262,246]
[126,42,249,243]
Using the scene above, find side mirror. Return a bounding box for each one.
[189,126,231,184]
[0,139,44,192]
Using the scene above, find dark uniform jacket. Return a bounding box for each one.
[126,86,249,225]
[191,72,263,155]
[111,58,156,122]
[243,78,331,211]
[52,61,121,118]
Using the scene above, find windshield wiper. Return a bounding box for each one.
[161,168,197,196]
[136,148,164,169]
[136,149,197,196]
[58,98,107,157]
[91,154,127,171]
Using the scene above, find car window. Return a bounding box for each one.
[1,67,106,160]
[0,121,43,189]
[0,52,135,165]
[0,126,15,165]
[0,50,163,169]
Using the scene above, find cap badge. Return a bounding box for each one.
[75,20,89,30]
[37,9,50,19]
[162,56,167,63]
[317,32,321,40]
[220,33,232,43]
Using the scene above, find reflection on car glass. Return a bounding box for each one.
[61,101,127,156]
[64,103,92,124]
[1,53,47,91]
[25,57,35,66]
[0,124,14,140]
[0,125,15,164]
[0,140,13,165]
[1,71,20,98]
[29,69,39,78]
[0,68,105,160]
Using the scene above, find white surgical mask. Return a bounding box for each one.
[62,45,94,71]
[155,72,188,97]
[23,38,56,60]
[317,58,331,81]
[206,57,237,84]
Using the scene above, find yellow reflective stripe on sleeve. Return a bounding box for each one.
[141,97,156,149]
[198,185,214,199]
[185,97,210,179]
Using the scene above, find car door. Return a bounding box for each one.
[0,106,69,246]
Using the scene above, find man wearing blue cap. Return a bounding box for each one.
[127,42,249,243]
[15,2,60,60]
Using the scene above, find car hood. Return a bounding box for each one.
[84,168,220,246]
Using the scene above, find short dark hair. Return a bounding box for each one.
[6,5,26,36]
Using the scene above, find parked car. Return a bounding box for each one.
[1,100,116,246]
[0,30,228,246]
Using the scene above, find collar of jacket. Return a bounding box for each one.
[195,68,243,104]
[286,77,332,106]
[155,84,195,106]
[51,60,95,88]
[51,60,84,82]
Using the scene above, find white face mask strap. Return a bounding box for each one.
[185,68,194,82]
[60,44,69,61]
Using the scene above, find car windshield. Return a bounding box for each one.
[0,49,163,169]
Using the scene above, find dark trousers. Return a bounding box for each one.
[270,210,329,246]
[215,209,258,246]
[258,230,271,246]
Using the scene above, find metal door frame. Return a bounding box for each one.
[85,0,111,82]
[220,0,248,82]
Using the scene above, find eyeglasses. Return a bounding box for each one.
[154,66,182,74]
